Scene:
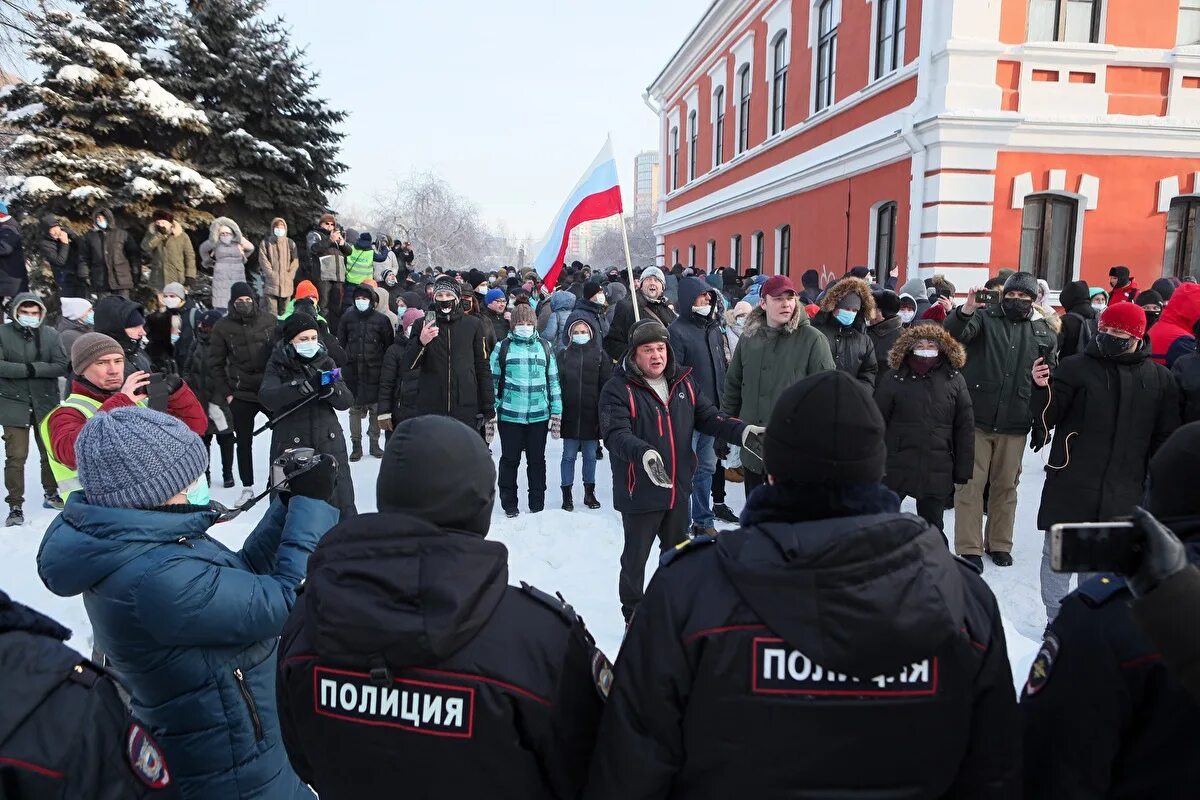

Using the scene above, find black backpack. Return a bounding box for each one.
[495,336,551,400]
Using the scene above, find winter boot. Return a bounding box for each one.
[350,441,363,462]
[986,550,1014,567]
[505,508,520,519]
[223,474,235,489]
[561,486,574,511]
[713,503,738,524]
[43,493,64,511]
[583,483,601,509]
[5,505,23,527]
[529,493,544,514]
[596,443,605,461]
[370,437,384,458]
[691,524,718,539]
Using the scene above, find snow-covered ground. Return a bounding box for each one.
[0,413,1044,692]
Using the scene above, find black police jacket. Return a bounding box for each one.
[277,512,607,800]
[585,484,1020,800]
[1021,528,1200,799]
[0,589,178,798]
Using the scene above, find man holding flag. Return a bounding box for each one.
[603,266,677,362]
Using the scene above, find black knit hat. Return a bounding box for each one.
[1135,290,1164,307]
[764,370,887,486]
[583,278,604,300]
[466,269,488,289]
[433,276,461,299]
[1002,271,1039,300]
[229,281,255,303]
[628,319,670,351]
[873,289,901,318]
[280,312,319,343]
[1109,265,1131,284]
[352,283,375,301]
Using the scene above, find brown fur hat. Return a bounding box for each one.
[887,323,967,371]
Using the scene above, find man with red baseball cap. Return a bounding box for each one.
[722,274,836,497]
[1030,300,1180,624]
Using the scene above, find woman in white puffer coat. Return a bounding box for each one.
[200,216,255,310]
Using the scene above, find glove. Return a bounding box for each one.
[741,424,765,447]
[1127,506,1189,597]
[714,440,730,460]
[642,450,673,489]
[163,373,183,395]
[282,454,338,504]
[485,417,496,445]
[549,415,561,440]
[25,364,35,378]
[292,378,314,396]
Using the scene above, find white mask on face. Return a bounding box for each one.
[163,296,183,309]
[354,298,370,312]
[899,310,916,324]
[592,293,607,306]
[219,233,233,245]
[514,325,535,339]
[692,305,711,317]
[913,348,939,358]
[273,227,286,237]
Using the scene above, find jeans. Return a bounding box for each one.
[4,420,55,506]
[690,432,717,528]
[560,438,597,487]
[230,399,269,487]
[1040,535,1097,624]
[498,421,548,512]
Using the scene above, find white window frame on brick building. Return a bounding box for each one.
[688,244,697,268]
[1020,192,1084,291]
[776,224,792,276]
[1164,195,1200,281]
[688,110,698,182]
[732,31,755,157]
[752,230,765,272]
[868,0,906,81]
[732,234,743,272]
[708,57,728,170]
[707,239,717,269]
[869,201,897,277]
[1027,0,1104,44]
[670,125,679,191]
[763,0,791,137]
[811,0,840,114]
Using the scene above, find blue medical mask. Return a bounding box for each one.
[294,340,321,359]
[95,218,108,230]
[185,475,210,506]
[84,311,94,326]
[514,325,535,339]
[835,309,857,327]
[17,314,41,329]
[571,333,591,346]
[354,298,370,312]
[170,333,180,344]
[273,227,286,237]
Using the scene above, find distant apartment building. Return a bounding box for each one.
[646,0,1200,296]
[634,151,662,223]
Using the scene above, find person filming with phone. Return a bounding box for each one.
[260,313,356,519]
[1021,423,1200,797]
[1029,301,1179,624]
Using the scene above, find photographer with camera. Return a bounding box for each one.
[37,405,339,800]
[1021,422,1200,797]
[259,312,355,519]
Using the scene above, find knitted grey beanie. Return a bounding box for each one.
[76,406,209,509]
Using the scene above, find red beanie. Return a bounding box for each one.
[1100,301,1146,340]
[294,280,319,301]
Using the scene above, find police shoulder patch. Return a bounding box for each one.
[591,650,614,700]
[1024,631,1060,698]
[660,533,716,567]
[1075,574,1128,608]
[126,722,170,789]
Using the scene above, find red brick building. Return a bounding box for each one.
[646,0,1200,298]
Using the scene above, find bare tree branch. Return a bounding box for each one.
[370,170,491,271]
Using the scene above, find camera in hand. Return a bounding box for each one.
[975,290,1000,306]
[320,368,341,387]
[1049,521,1143,574]
[271,447,318,488]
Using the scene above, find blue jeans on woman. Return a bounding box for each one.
[560,438,598,487]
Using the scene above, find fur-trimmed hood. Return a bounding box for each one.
[819,276,877,320]
[207,216,246,244]
[887,323,966,371]
[741,300,810,337]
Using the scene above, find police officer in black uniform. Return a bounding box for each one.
[1021,421,1200,797]
[585,370,1019,799]
[0,588,177,798]
[277,415,610,800]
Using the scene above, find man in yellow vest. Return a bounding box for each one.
[41,333,207,501]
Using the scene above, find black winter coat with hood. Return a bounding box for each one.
[556,316,611,441]
[668,277,728,406]
[78,209,140,293]
[259,342,355,518]
[399,305,495,427]
[93,294,151,374]
[208,302,277,403]
[585,484,1020,800]
[0,589,180,799]
[603,292,677,362]
[336,306,394,405]
[564,296,610,347]
[1057,279,1096,360]
[1031,339,1179,530]
[37,215,83,298]
[277,417,606,800]
[599,338,745,515]
[812,278,879,389]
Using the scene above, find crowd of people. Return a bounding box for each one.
[0,202,1198,798]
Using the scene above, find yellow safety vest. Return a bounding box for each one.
[39,394,103,499]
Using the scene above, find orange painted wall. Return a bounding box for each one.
[996,60,1021,111]
[999,0,1028,44]
[990,152,1200,286]
[662,158,913,279]
[1107,66,1169,116]
[1105,0,1180,48]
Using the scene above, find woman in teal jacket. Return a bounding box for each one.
[490,299,562,517]
[36,406,338,799]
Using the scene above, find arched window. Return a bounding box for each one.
[732,234,743,272]
[1165,196,1200,280]
[737,65,751,154]
[873,202,897,276]
[778,225,792,276]
[1020,194,1079,290]
[771,34,788,134]
[752,231,765,272]
[687,111,698,182]
[706,239,717,269]
[713,87,726,167]
[815,0,838,111]
[670,126,679,191]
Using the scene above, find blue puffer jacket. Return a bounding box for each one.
[36,495,339,799]
[540,290,577,352]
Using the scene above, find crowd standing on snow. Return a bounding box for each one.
[0,200,1197,797]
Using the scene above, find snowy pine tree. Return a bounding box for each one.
[169,0,346,238]
[0,2,223,229]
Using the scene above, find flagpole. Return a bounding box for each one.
[618,212,640,323]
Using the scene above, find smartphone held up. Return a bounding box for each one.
[1049,521,1142,574]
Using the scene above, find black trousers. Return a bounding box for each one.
[900,494,947,535]
[230,399,269,487]
[743,469,766,500]
[618,501,690,621]
[203,431,235,482]
[498,421,548,512]
[711,457,726,504]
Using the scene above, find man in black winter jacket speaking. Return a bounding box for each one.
[276,415,609,800]
[586,369,1020,800]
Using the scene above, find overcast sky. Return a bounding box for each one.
[268,0,705,241]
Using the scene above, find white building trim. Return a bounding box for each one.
[865,0,909,82]
[763,0,791,138]
[707,57,728,171]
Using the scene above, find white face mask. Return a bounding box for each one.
[571,333,591,346]
[899,310,916,324]
[273,227,286,237]
[592,293,607,306]
[514,325,535,338]
[1092,302,1106,312]
[163,295,183,309]
[219,233,233,244]
[692,304,711,317]
[354,298,370,312]
[913,348,939,358]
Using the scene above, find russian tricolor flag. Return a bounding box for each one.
[531,137,624,289]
